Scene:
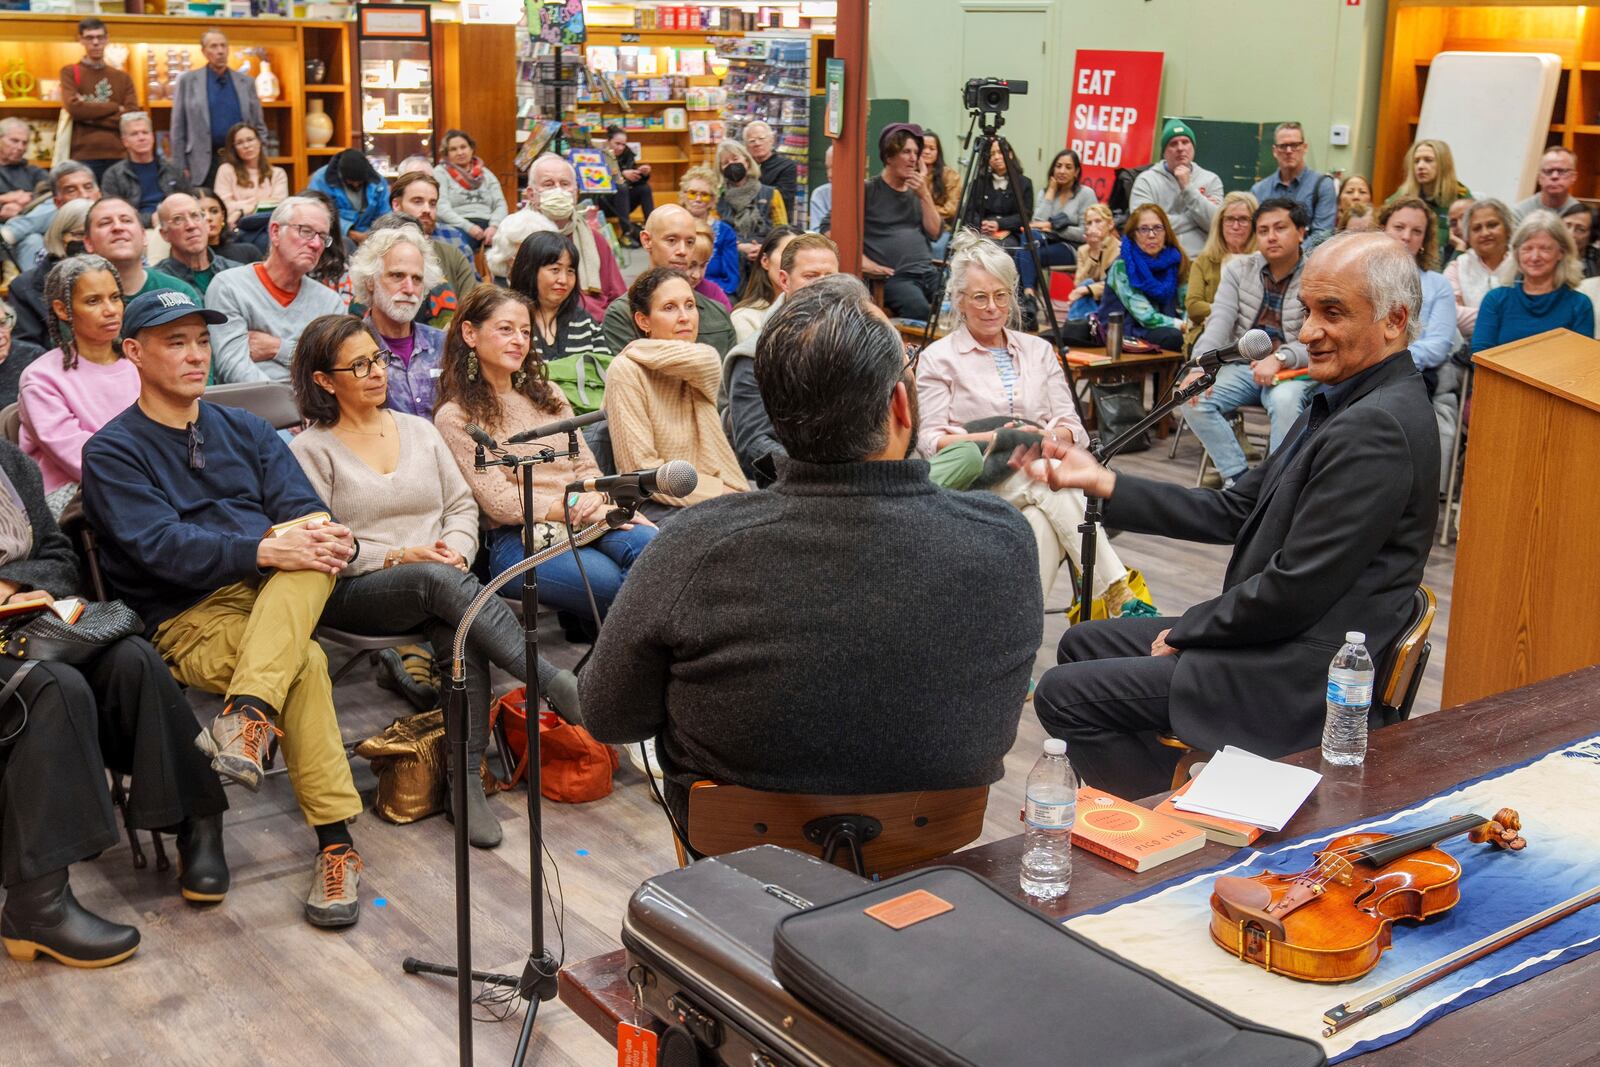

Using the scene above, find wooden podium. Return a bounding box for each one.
[1443,328,1600,706]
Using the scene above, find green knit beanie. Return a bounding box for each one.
[1159,118,1196,154]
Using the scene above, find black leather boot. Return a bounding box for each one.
[1,869,140,968]
[445,707,503,850]
[176,813,230,904]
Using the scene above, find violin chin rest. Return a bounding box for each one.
[1215,875,1273,911]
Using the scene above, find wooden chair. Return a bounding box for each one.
[1157,585,1438,787]
[676,781,989,879]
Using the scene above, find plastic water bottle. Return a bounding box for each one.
[1322,631,1375,766]
[1020,738,1077,900]
[936,296,955,334]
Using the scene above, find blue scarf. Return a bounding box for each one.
[1119,234,1182,307]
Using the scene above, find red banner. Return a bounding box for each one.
[1066,49,1165,202]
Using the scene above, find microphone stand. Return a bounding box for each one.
[1074,356,1228,619]
[403,427,627,1067]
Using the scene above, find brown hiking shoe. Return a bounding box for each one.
[305,844,363,928]
[195,700,282,792]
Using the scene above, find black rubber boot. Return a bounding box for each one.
[1,869,141,968]
[176,813,230,905]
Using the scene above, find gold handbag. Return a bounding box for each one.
[356,710,504,824]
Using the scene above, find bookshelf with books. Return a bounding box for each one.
[715,31,819,226]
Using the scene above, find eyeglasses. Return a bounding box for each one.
[282,222,333,247]
[966,290,1013,310]
[1540,166,1576,177]
[327,351,393,378]
[1133,224,1166,237]
[1273,141,1307,152]
[186,420,205,472]
[165,210,207,226]
[1222,216,1253,227]
[682,190,713,201]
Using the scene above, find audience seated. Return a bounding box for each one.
[99,112,189,226]
[1562,203,1600,280]
[1514,147,1583,223]
[1377,198,1463,382]
[598,125,652,246]
[10,197,93,351]
[1063,203,1188,352]
[742,121,797,221]
[302,190,355,308]
[434,129,508,253]
[807,144,834,236]
[82,288,369,929]
[1179,197,1314,485]
[603,205,738,357]
[1472,210,1595,354]
[346,223,446,417]
[212,122,288,225]
[205,195,346,383]
[715,140,788,257]
[509,231,612,415]
[920,130,962,258]
[0,436,227,969]
[1184,191,1258,350]
[1028,232,1439,799]
[605,268,749,522]
[1443,198,1511,342]
[1249,122,1337,247]
[1440,196,1474,270]
[84,197,199,304]
[1019,149,1095,298]
[1388,139,1470,256]
[0,117,48,228]
[856,123,942,321]
[288,313,578,848]
[915,231,1149,615]
[1129,120,1223,256]
[960,142,1034,247]
[387,172,477,319]
[722,232,840,486]
[433,285,655,618]
[580,273,1040,824]
[1336,175,1373,232]
[730,225,800,342]
[155,192,245,296]
[679,165,740,297]
[1061,203,1119,321]
[194,186,263,264]
[308,149,388,245]
[687,222,733,311]
[492,154,624,320]
[19,254,140,512]
[3,160,99,280]
[0,301,44,407]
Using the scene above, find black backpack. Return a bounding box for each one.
[1107,163,1154,224]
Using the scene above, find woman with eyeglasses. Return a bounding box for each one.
[213,122,289,225]
[19,254,139,515]
[0,301,43,408]
[678,165,740,297]
[1078,204,1190,353]
[289,313,581,849]
[1185,191,1258,350]
[913,231,1152,617]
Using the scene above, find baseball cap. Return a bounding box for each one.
[121,288,227,342]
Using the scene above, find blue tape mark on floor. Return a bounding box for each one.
[576,849,589,857]
[373,897,388,908]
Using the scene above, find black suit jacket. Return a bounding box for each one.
[1104,350,1439,758]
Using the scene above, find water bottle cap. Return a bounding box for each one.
[1346,631,1365,644]
[1043,738,1067,756]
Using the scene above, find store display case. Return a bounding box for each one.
[356,3,435,178]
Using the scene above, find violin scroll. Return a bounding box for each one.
[1468,807,1526,852]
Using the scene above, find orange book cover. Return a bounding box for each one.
[1070,787,1206,872]
[1065,349,1113,367]
[1151,778,1265,848]
[1273,367,1310,383]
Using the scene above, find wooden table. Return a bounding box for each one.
[559,667,1600,1064]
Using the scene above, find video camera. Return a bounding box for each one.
[964,77,1029,114]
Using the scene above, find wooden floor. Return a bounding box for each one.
[1,431,1457,1066]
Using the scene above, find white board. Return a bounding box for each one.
[1416,51,1561,203]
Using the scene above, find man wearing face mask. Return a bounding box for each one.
[347,224,447,417]
[493,153,624,321]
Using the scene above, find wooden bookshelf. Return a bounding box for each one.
[0,12,353,191]
[1375,1,1600,199]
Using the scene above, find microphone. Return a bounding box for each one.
[506,409,606,445]
[566,461,699,500]
[464,424,499,451]
[1195,328,1275,368]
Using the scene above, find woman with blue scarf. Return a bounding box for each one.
[308,149,390,245]
[1099,204,1190,351]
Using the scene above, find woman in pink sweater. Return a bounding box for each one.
[18,255,140,514]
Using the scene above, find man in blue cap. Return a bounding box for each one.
[82,288,370,930]
[1130,119,1224,256]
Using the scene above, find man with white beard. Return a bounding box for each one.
[346,223,446,417]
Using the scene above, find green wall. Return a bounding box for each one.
[866,0,1388,190]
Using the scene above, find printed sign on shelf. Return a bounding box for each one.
[1066,50,1165,202]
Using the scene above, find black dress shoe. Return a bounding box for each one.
[176,813,230,904]
[1,868,140,968]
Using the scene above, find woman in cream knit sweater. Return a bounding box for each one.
[605,268,749,523]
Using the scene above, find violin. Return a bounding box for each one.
[1209,808,1526,982]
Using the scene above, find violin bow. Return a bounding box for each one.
[1321,883,1600,1037]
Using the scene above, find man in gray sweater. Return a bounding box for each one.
[205,196,346,383]
[1129,119,1224,256]
[582,274,1041,825]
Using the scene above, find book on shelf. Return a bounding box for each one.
[1151,778,1265,848]
[1069,787,1206,873]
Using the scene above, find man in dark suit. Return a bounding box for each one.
[170,29,267,187]
[1023,232,1440,798]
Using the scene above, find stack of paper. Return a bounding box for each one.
[1170,747,1322,832]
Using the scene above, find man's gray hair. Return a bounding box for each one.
[1312,232,1423,344]
[0,117,29,139]
[271,195,333,229]
[119,111,152,136]
[946,228,1021,330]
[742,120,774,142]
[50,160,92,196]
[200,28,227,44]
[347,223,444,306]
[1507,208,1583,290]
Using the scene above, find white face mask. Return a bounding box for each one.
[539,189,575,222]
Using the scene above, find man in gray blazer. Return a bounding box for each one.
[170,29,266,186]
